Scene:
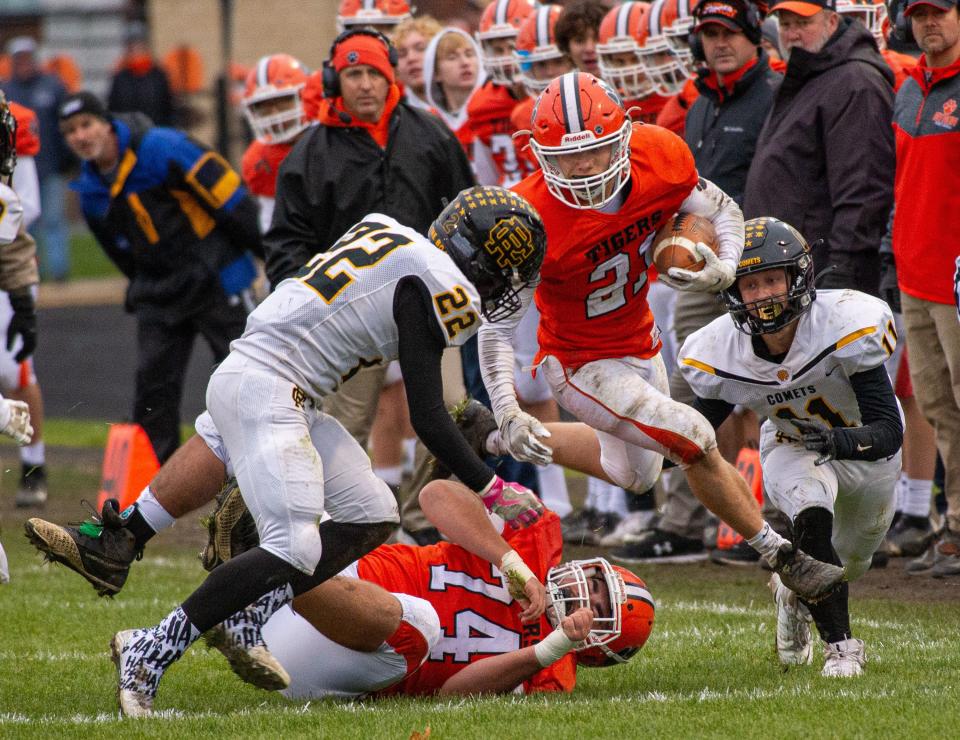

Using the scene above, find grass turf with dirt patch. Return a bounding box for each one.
[1,460,958,738]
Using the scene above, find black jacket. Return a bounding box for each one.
[743,19,894,295]
[108,66,175,127]
[685,52,781,208]
[265,101,475,285]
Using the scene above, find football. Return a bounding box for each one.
[651,213,719,275]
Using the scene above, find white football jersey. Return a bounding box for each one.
[0,182,24,244]
[679,290,897,435]
[231,214,482,397]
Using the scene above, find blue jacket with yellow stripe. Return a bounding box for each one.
[71,113,262,321]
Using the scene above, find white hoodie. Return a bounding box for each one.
[422,27,485,132]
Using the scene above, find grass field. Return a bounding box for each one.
[2,458,959,738]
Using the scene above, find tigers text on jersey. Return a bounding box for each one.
[679,290,897,436]
[512,124,699,368]
[230,214,481,397]
[360,511,578,695]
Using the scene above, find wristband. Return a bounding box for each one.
[500,549,536,601]
[533,628,578,667]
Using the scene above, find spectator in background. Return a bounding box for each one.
[60,92,262,463]
[423,27,484,130]
[886,0,960,578]
[393,15,443,110]
[2,36,71,282]
[760,15,784,61]
[555,0,607,76]
[743,0,894,295]
[108,22,175,127]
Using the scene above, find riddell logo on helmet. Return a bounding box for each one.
[561,131,596,145]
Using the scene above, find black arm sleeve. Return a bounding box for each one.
[692,396,736,431]
[832,364,903,461]
[395,277,495,493]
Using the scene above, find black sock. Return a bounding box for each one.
[794,507,851,644]
[125,505,159,550]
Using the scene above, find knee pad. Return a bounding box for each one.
[392,593,442,669]
[793,507,841,566]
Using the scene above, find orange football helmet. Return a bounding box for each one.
[242,54,310,144]
[529,72,632,210]
[336,0,412,34]
[514,4,567,96]
[837,0,888,47]
[663,0,702,66]
[476,0,537,86]
[637,0,690,96]
[597,2,655,101]
[546,557,655,668]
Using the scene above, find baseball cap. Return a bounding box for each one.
[769,0,837,16]
[6,36,38,56]
[694,1,760,33]
[59,91,111,123]
[905,0,958,15]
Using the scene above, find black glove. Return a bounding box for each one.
[7,289,36,362]
[791,418,837,466]
[878,253,901,314]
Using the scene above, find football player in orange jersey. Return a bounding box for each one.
[262,477,655,697]
[465,0,538,187]
[837,0,917,89]
[597,1,675,124]
[478,72,845,603]
[240,53,314,234]
[336,0,412,36]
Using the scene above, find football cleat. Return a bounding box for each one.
[199,479,259,571]
[428,399,498,480]
[205,608,291,691]
[111,628,163,718]
[768,573,813,666]
[25,499,141,596]
[885,515,934,558]
[822,637,866,678]
[15,463,48,508]
[771,543,845,603]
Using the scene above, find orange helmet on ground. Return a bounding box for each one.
[242,54,310,144]
[597,2,655,100]
[336,0,412,34]
[514,4,566,96]
[529,71,632,210]
[546,557,655,667]
[476,0,536,85]
[837,0,888,47]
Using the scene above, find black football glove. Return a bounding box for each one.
[7,289,36,362]
[791,418,837,466]
[878,252,900,314]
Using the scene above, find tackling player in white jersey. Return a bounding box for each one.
[679,217,903,678]
[104,186,550,717]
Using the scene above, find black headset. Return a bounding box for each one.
[887,0,915,44]
[689,0,763,62]
[321,28,399,98]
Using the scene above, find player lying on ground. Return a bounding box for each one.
[30,187,549,718]
[214,478,653,699]
[679,217,903,677]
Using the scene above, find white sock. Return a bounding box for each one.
[402,438,417,475]
[20,441,45,468]
[894,475,907,513]
[746,521,788,564]
[537,464,572,518]
[901,477,933,519]
[374,465,403,487]
[136,486,176,533]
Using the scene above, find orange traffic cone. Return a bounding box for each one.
[96,424,160,512]
[716,447,764,551]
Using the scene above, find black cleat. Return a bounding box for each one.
[24,499,140,596]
